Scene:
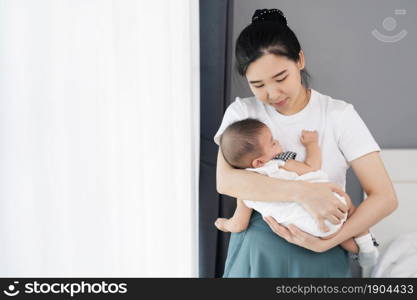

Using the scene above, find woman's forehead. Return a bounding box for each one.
[246,54,292,80]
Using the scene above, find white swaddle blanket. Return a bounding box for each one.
[244,160,347,237]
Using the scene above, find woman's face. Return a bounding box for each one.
[245,52,307,115]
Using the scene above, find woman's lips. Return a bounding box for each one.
[273,98,289,107]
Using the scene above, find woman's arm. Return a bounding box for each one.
[264,151,398,252]
[321,151,397,249]
[216,149,349,231]
[217,149,300,202]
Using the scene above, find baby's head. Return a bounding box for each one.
[219,119,283,169]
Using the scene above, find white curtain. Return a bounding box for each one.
[0,0,199,277]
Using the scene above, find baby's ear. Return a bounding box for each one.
[252,158,264,168]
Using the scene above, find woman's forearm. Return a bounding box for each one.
[326,152,399,248]
[326,192,397,249]
[216,149,303,202]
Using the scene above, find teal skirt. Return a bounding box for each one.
[223,211,352,277]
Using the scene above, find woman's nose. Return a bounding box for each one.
[267,87,281,101]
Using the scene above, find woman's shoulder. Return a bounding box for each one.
[225,95,265,117]
[314,90,354,118]
[214,96,262,145]
[231,95,259,108]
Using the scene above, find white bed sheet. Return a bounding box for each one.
[372,232,417,277]
[367,149,417,277]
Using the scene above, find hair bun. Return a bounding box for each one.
[251,8,287,26]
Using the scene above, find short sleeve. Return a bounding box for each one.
[213,97,249,145]
[246,160,281,176]
[336,104,381,163]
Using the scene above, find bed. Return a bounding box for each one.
[365,149,417,277]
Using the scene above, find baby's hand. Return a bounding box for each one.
[300,130,318,145]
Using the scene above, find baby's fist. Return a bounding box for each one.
[300,130,318,145]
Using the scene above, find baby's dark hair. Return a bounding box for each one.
[219,118,267,169]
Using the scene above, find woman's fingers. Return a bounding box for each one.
[325,208,348,225]
[303,182,348,227]
[336,203,348,216]
[347,203,357,217]
[328,214,342,225]
[330,187,350,213]
[319,209,345,231]
[335,208,347,220]
[264,217,292,240]
[264,219,327,253]
[287,224,303,236]
[287,224,309,242]
[317,218,329,232]
[302,182,353,234]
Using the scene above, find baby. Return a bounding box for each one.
[215,118,379,275]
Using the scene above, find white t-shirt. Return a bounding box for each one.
[214,89,380,190]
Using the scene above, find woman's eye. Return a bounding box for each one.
[276,76,287,82]
[254,84,264,88]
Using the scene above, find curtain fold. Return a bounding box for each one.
[0,0,199,277]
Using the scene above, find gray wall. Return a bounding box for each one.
[229,0,417,277]
[231,0,417,148]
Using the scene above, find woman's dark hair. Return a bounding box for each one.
[235,8,311,87]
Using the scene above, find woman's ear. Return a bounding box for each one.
[297,50,305,70]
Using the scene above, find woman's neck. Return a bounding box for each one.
[280,87,311,115]
[297,87,310,111]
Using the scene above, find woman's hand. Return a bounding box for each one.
[298,182,350,232]
[263,217,332,252]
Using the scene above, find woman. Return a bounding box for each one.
[214,9,397,277]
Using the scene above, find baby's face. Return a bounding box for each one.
[258,126,283,161]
